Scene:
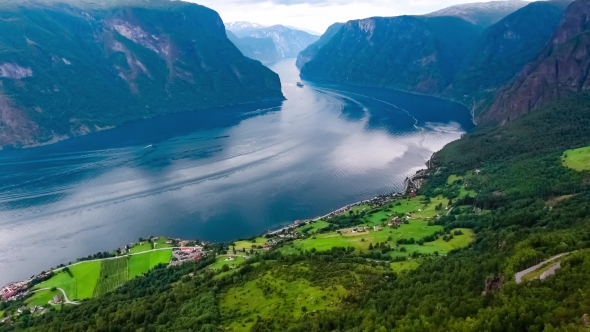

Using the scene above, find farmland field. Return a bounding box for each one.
[128,250,172,279]
[36,249,172,300]
[93,258,129,297]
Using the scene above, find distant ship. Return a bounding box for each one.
[296,82,304,88]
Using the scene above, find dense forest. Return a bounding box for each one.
[1,85,589,331]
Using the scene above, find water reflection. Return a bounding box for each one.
[0,59,472,284]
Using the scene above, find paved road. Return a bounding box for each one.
[515,252,570,284]
[540,262,561,280]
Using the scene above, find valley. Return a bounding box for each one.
[1,0,590,331]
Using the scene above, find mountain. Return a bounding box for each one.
[225,21,267,33]
[447,1,566,117]
[300,16,482,95]
[230,24,319,58]
[296,22,344,69]
[426,0,528,27]
[0,0,284,148]
[485,0,589,124]
[226,30,281,63]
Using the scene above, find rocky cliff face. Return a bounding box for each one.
[300,16,481,95]
[0,0,284,148]
[485,0,589,124]
[296,22,344,69]
[447,1,565,118]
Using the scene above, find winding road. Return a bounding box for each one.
[515,252,570,284]
[33,288,79,305]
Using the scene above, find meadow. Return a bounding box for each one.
[280,195,475,269]
[34,249,172,302]
[208,256,246,270]
[562,146,590,171]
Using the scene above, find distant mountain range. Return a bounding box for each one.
[300,0,578,124]
[226,22,319,63]
[426,0,528,27]
[0,0,284,148]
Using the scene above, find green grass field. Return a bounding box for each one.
[129,242,153,254]
[297,220,330,234]
[220,267,348,331]
[26,289,61,307]
[128,250,172,279]
[562,146,590,171]
[36,250,172,300]
[233,237,267,251]
[209,256,246,270]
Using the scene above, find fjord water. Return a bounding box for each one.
[0,60,472,284]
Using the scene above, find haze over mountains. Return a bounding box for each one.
[226,22,318,63]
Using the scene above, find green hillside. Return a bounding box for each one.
[0,0,283,148]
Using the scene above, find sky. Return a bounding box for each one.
[186,0,528,34]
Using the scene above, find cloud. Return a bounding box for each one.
[185,0,530,33]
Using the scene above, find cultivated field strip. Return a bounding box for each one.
[93,257,129,297]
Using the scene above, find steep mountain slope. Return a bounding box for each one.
[447,1,566,117]
[300,16,481,95]
[0,0,283,148]
[485,0,590,124]
[231,24,319,58]
[296,22,344,69]
[226,30,281,63]
[426,0,528,27]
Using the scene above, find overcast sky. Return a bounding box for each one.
[186,0,528,34]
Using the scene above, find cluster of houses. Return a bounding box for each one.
[17,305,45,315]
[170,246,205,266]
[1,280,29,301]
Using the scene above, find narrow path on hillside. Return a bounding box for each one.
[33,288,79,305]
[515,252,570,284]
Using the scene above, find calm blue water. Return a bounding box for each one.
[0,59,473,284]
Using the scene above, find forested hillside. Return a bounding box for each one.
[0,0,284,148]
[2,85,590,332]
[300,16,482,95]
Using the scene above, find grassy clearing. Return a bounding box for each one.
[129,242,153,254]
[209,256,246,270]
[128,250,172,279]
[562,146,590,171]
[233,237,267,251]
[390,260,421,273]
[447,174,464,185]
[297,220,330,234]
[26,289,61,307]
[220,267,348,331]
